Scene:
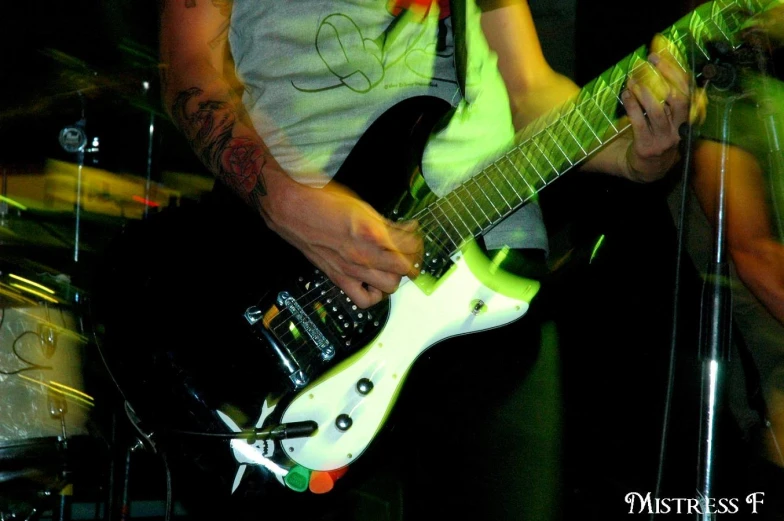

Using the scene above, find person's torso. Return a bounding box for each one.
[229,0,548,251]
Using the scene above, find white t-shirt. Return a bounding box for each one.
[229,0,547,251]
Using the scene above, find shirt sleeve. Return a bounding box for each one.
[474,0,522,12]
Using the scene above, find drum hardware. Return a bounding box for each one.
[1,166,8,225]
[57,90,100,265]
[47,389,69,448]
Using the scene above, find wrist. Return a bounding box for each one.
[624,140,649,182]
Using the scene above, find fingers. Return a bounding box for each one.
[625,77,672,135]
[650,34,688,85]
[347,244,417,280]
[352,217,422,274]
[624,49,695,139]
[331,273,385,309]
[387,219,423,256]
[651,51,689,98]
[622,87,648,135]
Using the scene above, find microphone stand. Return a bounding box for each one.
[694,33,783,517]
[142,80,157,220]
[695,92,736,519]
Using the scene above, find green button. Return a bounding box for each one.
[284,465,310,492]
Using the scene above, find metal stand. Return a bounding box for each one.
[694,86,743,521]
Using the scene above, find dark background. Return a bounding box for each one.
[0,1,775,520]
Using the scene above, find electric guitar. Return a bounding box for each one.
[95,0,782,500]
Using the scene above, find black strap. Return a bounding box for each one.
[450,0,468,102]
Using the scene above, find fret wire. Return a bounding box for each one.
[507,143,544,190]
[470,175,505,220]
[574,104,604,148]
[452,183,484,233]
[423,206,459,251]
[591,74,628,135]
[412,0,768,259]
[440,195,475,245]
[586,90,618,134]
[441,194,473,239]
[529,136,560,175]
[507,152,535,192]
[544,127,574,167]
[430,203,460,247]
[432,202,464,249]
[588,92,619,134]
[461,180,494,225]
[487,165,514,211]
[709,4,736,42]
[419,217,453,255]
[423,225,452,252]
[499,155,531,200]
[492,159,523,205]
[422,229,454,262]
[559,115,589,156]
[517,145,548,184]
[452,185,485,233]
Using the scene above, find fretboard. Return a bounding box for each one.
[414,0,780,258]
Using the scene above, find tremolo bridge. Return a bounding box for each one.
[244,269,388,391]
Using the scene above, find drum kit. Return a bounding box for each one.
[0,246,97,521]
[0,35,167,520]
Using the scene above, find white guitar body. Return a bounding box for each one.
[279,240,540,471]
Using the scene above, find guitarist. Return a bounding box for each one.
[138,0,692,519]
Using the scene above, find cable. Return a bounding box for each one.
[649,14,701,518]
[162,420,318,441]
[161,450,173,521]
[767,420,784,467]
[0,330,54,375]
[122,400,174,521]
[87,296,129,403]
[88,295,175,519]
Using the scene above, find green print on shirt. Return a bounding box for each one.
[291,9,456,94]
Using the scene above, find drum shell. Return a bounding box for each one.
[0,305,89,443]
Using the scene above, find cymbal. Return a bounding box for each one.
[0,214,71,250]
[0,246,83,308]
[1,47,165,124]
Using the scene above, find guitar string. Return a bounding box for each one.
[264,0,745,351]
[265,208,451,343]
[266,62,670,348]
[265,44,700,350]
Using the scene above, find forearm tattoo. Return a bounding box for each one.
[171,87,268,205]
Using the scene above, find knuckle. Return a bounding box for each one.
[377,273,401,294]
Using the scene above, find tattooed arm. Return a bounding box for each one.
[159,1,270,210]
[159,0,421,308]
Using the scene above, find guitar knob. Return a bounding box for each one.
[335,414,353,431]
[356,378,374,395]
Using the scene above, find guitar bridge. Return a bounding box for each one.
[244,289,337,391]
[276,291,335,361]
[245,305,310,390]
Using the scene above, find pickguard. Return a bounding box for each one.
[279,240,539,471]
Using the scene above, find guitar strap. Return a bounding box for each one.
[449,0,468,103]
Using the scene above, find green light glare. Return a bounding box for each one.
[590,234,606,264]
[289,322,302,341]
